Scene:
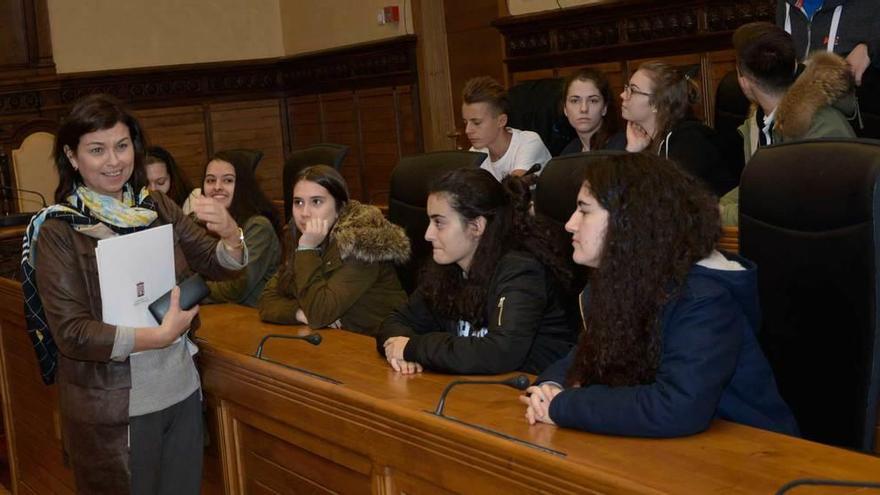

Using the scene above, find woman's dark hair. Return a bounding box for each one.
[274,164,350,292]
[420,168,576,326]
[733,22,797,94]
[640,61,700,152]
[565,153,720,388]
[145,145,194,206]
[205,150,280,233]
[562,67,617,150]
[293,164,349,214]
[53,94,148,203]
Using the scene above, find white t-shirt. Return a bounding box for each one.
[470,128,552,181]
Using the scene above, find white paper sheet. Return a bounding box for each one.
[96,224,175,327]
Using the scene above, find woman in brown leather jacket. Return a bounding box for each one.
[23,94,247,494]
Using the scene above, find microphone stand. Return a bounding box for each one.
[430,374,566,457]
[434,375,530,415]
[253,332,342,385]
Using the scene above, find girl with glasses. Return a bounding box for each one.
[608,62,739,197]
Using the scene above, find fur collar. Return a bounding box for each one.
[330,200,410,264]
[776,51,853,140]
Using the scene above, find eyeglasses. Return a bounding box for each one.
[623,84,653,98]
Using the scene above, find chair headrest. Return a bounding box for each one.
[534,150,627,225]
[741,139,880,231]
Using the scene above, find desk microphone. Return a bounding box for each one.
[434,374,529,416]
[0,186,47,208]
[254,332,322,358]
[775,478,880,494]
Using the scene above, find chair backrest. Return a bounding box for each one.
[282,144,349,222]
[217,148,264,171]
[739,138,880,451]
[506,78,575,156]
[11,131,56,211]
[713,70,750,183]
[387,150,486,293]
[534,150,627,227]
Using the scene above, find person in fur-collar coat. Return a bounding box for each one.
[720,23,856,226]
[259,165,410,335]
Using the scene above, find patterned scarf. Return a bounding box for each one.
[21,184,157,385]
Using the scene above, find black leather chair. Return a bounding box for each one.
[506,78,575,156]
[739,138,880,451]
[218,148,264,172]
[387,150,486,293]
[533,150,626,227]
[713,71,750,185]
[282,144,349,222]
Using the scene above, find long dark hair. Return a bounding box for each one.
[205,150,280,233]
[566,153,719,387]
[53,94,148,203]
[275,164,350,294]
[145,145,194,206]
[562,67,617,150]
[420,168,576,326]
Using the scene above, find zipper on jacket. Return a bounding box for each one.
[497,296,506,326]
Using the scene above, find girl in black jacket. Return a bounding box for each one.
[377,168,578,375]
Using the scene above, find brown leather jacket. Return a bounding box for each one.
[34,192,236,493]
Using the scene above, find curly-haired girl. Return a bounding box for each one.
[521,153,798,437]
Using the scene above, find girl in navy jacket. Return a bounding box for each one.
[521,153,799,437]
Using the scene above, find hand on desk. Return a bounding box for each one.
[520,383,562,425]
[383,336,423,374]
[388,358,423,374]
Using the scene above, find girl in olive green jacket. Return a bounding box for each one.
[259,165,409,335]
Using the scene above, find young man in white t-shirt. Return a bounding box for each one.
[461,76,552,181]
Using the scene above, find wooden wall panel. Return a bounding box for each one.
[288,95,323,149]
[493,0,771,129]
[358,87,401,204]
[135,105,209,188]
[321,92,363,200]
[397,86,421,156]
[444,0,505,141]
[0,36,420,211]
[0,0,54,78]
[210,100,285,200]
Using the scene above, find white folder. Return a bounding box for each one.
[96,224,175,327]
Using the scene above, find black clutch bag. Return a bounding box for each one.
[148,274,210,323]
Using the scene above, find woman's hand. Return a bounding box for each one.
[383,336,409,360]
[190,196,241,247]
[519,383,563,425]
[625,121,652,152]
[137,286,199,351]
[295,308,309,325]
[388,357,423,374]
[298,218,331,249]
[383,336,422,374]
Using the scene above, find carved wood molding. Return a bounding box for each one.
[0,35,417,117]
[492,0,773,71]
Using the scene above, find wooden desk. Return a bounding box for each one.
[197,304,880,494]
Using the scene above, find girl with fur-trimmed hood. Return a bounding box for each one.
[259,165,410,335]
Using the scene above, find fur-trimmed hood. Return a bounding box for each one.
[329,200,410,264]
[776,51,854,139]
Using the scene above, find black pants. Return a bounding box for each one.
[129,390,203,495]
